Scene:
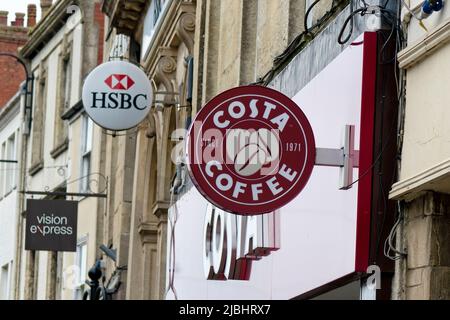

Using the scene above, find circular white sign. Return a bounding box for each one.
[82,61,153,131]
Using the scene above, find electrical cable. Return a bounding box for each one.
[384,0,408,262]
[342,112,397,190]
[400,0,423,21]
[379,20,397,64]
[165,172,187,300]
[253,0,344,85]
[0,164,67,172]
[338,7,366,45]
[304,0,324,35]
[384,201,407,260]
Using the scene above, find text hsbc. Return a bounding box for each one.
[89,92,148,110]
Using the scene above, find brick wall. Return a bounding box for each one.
[0,17,29,108]
[95,3,105,65]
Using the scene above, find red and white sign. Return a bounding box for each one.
[168,32,377,300]
[186,85,316,215]
[82,61,153,131]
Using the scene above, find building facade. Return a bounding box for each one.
[389,0,450,300]
[0,0,447,301]
[164,0,399,300]
[101,0,196,299]
[0,93,23,300]
[0,5,33,108]
[101,0,399,300]
[14,0,104,300]
[0,3,33,301]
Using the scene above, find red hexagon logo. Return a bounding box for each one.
[104,74,135,90]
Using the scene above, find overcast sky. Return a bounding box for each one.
[1,0,42,25]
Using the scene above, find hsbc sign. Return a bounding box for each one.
[82,61,153,131]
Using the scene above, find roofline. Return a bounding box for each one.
[0,88,22,128]
[20,0,79,59]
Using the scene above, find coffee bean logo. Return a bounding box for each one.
[228,128,280,177]
[234,143,268,176]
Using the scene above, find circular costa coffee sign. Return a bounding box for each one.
[186,85,316,215]
[82,61,153,131]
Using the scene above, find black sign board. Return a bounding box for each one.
[25,199,78,252]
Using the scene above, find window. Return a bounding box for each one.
[80,115,93,192]
[141,0,169,59]
[30,64,47,174]
[5,133,16,192]
[152,0,164,25]
[0,264,9,300]
[74,240,88,300]
[63,57,72,109]
[52,37,72,156]
[0,142,5,197]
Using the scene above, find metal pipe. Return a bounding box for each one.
[20,191,107,198]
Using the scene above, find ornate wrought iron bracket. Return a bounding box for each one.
[20,190,107,198]
[20,172,109,199]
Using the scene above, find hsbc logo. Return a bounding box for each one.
[104,74,135,90]
[82,61,153,131]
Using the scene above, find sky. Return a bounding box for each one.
[1,0,42,25]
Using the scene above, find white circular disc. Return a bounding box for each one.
[82,61,153,131]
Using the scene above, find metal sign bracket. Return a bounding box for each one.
[315,125,360,190]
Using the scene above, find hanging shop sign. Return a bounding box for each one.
[82,60,153,131]
[203,203,280,281]
[186,85,316,215]
[25,199,78,252]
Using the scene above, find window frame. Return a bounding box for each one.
[51,35,73,158]
[73,237,88,300]
[0,142,6,198]
[141,0,171,60]
[30,63,48,175]
[5,133,16,193]
[80,114,93,193]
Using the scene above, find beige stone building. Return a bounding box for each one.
[100,0,325,299]
[390,0,450,300]
[100,0,397,299]
[10,0,448,300]
[14,0,105,300]
[101,0,196,300]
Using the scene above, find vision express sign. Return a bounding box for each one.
[25,200,77,252]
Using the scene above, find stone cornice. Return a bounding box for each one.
[102,0,147,36]
[20,0,77,59]
[390,158,450,201]
[144,0,196,76]
[152,200,170,218]
[0,26,28,43]
[138,221,158,244]
[61,100,83,121]
[398,17,450,69]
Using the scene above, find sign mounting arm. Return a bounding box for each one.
[315,125,360,190]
